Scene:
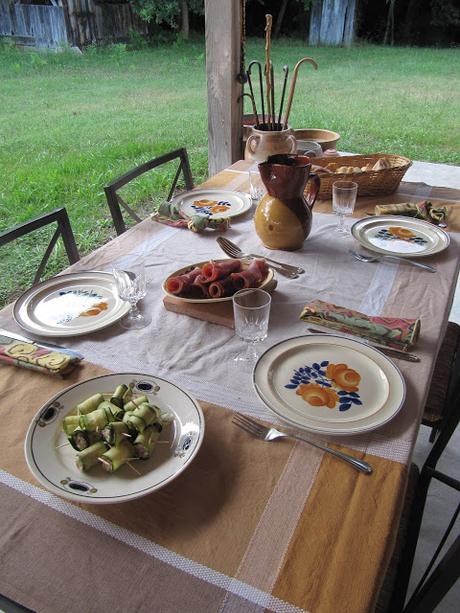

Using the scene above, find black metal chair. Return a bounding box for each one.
[422,321,460,442]
[377,342,460,613]
[0,207,80,287]
[104,148,194,235]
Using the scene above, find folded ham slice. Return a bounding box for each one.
[165,267,202,295]
[201,259,242,282]
[230,259,269,290]
[192,274,210,297]
[208,277,235,299]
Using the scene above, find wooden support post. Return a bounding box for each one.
[204,0,243,176]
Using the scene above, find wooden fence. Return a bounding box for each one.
[0,0,147,49]
[309,0,357,47]
[0,3,67,47]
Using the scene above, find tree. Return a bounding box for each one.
[383,0,397,45]
[130,0,204,39]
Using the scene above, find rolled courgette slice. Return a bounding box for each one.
[98,400,124,421]
[102,421,131,446]
[100,439,136,472]
[75,441,108,471]
[79,407,110,432]
[110,384,128,409]
[133,426,161,460]
[62,415,80,436]
[132,403,160,427]
[124,395,148,412]
[123,412,147,433]
[76,393,104,415]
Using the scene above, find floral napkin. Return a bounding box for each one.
[374,200,448,226]
[299,300,420,350]
[152,200,230,233]
[0,334,83,376]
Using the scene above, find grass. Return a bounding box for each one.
[0,39,459,307]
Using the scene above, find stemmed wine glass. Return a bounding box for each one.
[112,262,151,329]
[232,288,272,363]
[332,180,358,235]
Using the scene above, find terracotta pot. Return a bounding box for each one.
[254,154,320,251]
[244,124,297,163]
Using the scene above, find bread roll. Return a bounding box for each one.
[372,158,391,171]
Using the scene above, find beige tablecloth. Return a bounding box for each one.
[0,162,459,613]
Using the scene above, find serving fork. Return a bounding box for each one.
[350,249,436,273]
[217,236,304,278]
[232,413,373,474]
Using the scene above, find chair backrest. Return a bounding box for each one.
[104,148,194,235]
[389,378,460,613]
[0,207,80,288]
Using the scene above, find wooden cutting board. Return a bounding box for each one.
[163,279,277,329]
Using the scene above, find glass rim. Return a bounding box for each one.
[332,180,358,190]
[232,288,272,308]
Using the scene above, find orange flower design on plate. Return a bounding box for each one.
[296,383,339,409]
[388,226,416,239]
[79,301,109,317]
[285,360,363,412]
[326,363,361,393]
[193,199,215,209]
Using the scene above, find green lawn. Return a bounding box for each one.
[0,40,459,307]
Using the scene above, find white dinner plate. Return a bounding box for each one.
[175,189,252,220]
[162,258,274,304]
[24,373,205,504]
[13,271,130,338]
[351,216,449,257]
[253,335,406,435]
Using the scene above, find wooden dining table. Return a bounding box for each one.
[0,160,459,613]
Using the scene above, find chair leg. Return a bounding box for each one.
[403,535,460,613]
[428,426,437,443]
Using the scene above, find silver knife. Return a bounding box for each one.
[306,327,420,363]
[0,327,84,357]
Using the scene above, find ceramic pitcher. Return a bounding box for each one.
[254,154,320,251]
[245,124,297,163]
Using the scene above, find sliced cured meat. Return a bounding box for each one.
[192,274,210,297]
[208,276,235,298]
[166,258,268,298]
[230,259,268,290]
[165,267,202,295]
[201,259,242,282]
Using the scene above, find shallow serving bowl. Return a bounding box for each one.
[24,373,205,504]
[294,129,340,151]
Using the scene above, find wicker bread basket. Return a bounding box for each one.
[312,153,412,199]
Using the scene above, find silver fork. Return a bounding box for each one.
[232,413,373,474]
[217,236,304,276]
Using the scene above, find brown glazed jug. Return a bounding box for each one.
[254,154,320,251]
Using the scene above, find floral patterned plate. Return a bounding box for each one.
[351,216,449,257]
[24,373,204,504]
[175,189,252,220]
[13,271,130,337]
[253,335,406,436]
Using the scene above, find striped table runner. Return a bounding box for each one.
[0,361,406,613]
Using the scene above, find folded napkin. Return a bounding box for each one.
[374,201,448,225]
[0,334,83,376]
[299,300,420,350]
[152,200,230,233]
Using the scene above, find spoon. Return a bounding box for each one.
[350,250,437,273]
